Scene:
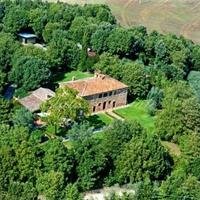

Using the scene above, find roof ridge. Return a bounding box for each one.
[61,77,95,84]
[81,81,88,96]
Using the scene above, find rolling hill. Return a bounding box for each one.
[50,0,200,43]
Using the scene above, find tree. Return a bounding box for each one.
[179,133,200,180]
[47,35,80,70]
[29,7,48,39]
[187,70,200,101]
[0,2,5,23]
[3,181,38,200]
[41,87,89,134]
[42,22,61,43]
[69,16,92,43]
[102,120,144,161]
[155,82,198,141]
[0,32,19,73]
[0,98,13,125]
[155,101,184,141]
[134,180,159,200]
[107,28,135,57]
[191,45,200,71]
[147,87,163,115]
[122,62,150,99]
[159,169,200,200]
[36,171,65,200]
[94,52,123,80]
[182,98,200,133]
[3,5,29,34]
[115,134,172,184]
[64,183,83,200]
[69,123,107,190]
[42,139,73,177]
[96,6,116,24]
[0,71,6,95]
[12,45,48,63]
[161,81,194,108]
[91,23,115,54]
[12,107,34,129]
[78,23,98,71]
[0,125,41,199]
[83,4,116,24]
[101,121,144,185]
[9,56,51,95]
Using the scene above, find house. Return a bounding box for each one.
[60,73,128,113]
[18,87,55,112]
[18,33,37,44]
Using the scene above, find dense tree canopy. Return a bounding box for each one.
[187,70,200,100]
[115,134,172,184]
[9,56,51,96]
[12,107,34,129]
[1,0,200,199]
[0,32,19,72]
[122,62,150,98]
[47,36,80,70]
[155,81,200,141]
[3,5,29,34]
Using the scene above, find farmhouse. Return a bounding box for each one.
[18,33,37,44]
[60,73,128,113]
[18,87,55,112]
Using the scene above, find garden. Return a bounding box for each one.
[114,100,155,133]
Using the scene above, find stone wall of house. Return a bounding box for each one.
[84,88,128,113]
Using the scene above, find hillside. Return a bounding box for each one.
[54,0,200,43]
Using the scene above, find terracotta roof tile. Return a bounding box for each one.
[60,74,128,97]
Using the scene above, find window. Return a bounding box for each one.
[109,92,112,96]
[103,93,108,97]
[93,106,96,112]
[103,102,106,110]
[99,94,102,98]
[98,103,101,107]
[108,101,111,104]
[113,91,117,95]
[113,101,116,108]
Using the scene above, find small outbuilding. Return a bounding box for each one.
[18,87,55,112]
[18,33,37,44]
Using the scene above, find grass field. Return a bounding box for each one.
[51,0,200,43]
[97,113,114,125]
[114,100,155,133]
[54,70,93,83]
[88,113,114,129]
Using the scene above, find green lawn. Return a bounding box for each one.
[97,113,114,125]
[54,70,93,83]
[87,113,114,129]
[114,100,155,133]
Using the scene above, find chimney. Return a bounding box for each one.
[72,76,76,81]
[94,71,100,78]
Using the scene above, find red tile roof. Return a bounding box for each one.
[60,74,128,97]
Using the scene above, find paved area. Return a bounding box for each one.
[84,187,135,200]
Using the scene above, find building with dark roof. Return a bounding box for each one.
[19,87,55,112]
[60,73,128,113]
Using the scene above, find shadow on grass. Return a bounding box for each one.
[87,115,106,129]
